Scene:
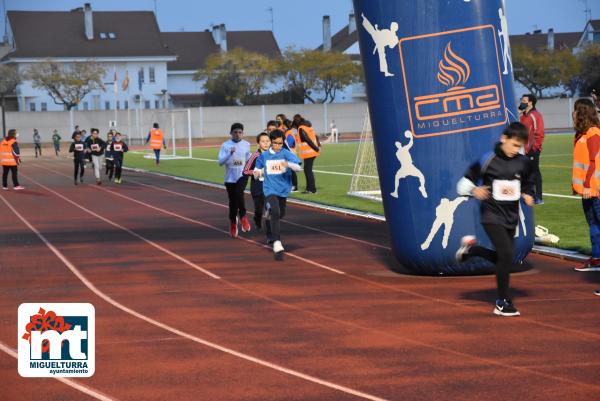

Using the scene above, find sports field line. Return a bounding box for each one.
[0,341,117,401]
[0,192,391,401]
[33,163,600,340]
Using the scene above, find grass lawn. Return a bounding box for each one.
[125,135,590,254]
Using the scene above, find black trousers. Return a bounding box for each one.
[34,143,42,157]
[225,177,248,223]
[528,151,542,201]
[2,165,19,187]
[114,158,123,180]
[265,195,287,242]
[252,195,265,226]
[303,156,317,192]
[467,224,516,300]
[105,159,114,180]
[73,159,85,180]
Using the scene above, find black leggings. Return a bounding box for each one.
[105,159,114,180]
[73,160,85,180]
[467,224,516,300]
[253,195,265,226]
[2,165,19,187]
[303,156,317,192]
[528,151,542,201]
[265,195,287,242]
[225,177,248,223]
[34,143,42,157]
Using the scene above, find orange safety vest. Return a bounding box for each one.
[297,125,320,160]
[572,126,600,196]
[285,129,298,154]
[0,138,17,166]
[149,128,164,150]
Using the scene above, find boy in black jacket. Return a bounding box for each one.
[108,132,129,184]
[243,132,271,230]
[85,128,106,185]
[105,131,115,181]
[69,132,86,185]
[455,122,535,317]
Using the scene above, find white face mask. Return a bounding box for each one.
[15,134,19,138]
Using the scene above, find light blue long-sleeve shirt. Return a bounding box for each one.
[255,148,302,198]
[218,139,251,183]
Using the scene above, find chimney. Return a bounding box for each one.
[348,13,356,34]
[84,3,93,40]
[323,16,331,52]
[547,28,555,51]
[219,23,227,52]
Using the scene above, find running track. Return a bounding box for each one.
[1,157,599,401]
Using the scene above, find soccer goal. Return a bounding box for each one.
[144,109,193,160]
[348,110,383,202]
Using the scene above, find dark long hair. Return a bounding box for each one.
[574,98,600,134]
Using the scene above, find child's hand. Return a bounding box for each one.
[252,169,262,179]
[229,148,235,155]
[471,186,490,200]
[281,160,288,168]
[522,194,534,206]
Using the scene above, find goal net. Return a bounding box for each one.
[144,109,193,160]
[348,111,382,202]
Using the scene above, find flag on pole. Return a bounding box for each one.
[113,66,118,95]
[122,70,129,91]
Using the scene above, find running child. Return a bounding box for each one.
[33,128,42,158]
[85,128,106,185]
[0,129,24,190]
[455,122,534,317]
[253,130,302,255]
[52,129,61,157]
[105,131,115,181]
[283,119,299,192]
[69,132,86,185]
[109,132,129,184]
[243,132,271,229]
[146,123,166,165]
[218,122,251,238]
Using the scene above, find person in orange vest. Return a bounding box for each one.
[283,119,299,192]
[571,98,600,274]
[145,123,167,165]
[1,129,24,190]
[293,114,320,194]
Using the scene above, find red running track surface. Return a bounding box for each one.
[0,158,599,401]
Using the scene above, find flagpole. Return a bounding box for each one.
[113,65,118,130]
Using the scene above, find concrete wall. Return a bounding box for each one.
[2,99,576,143]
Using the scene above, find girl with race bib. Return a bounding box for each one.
[455,122,535,317]
[108,132,129,184]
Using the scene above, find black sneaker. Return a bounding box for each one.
[455,235,477,263]
[253,216,262,230]
[266,235,274,245]
[494,299,520,317]
[594,289,600,296]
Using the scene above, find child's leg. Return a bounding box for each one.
[115,160,122,180]
[74,160,79,180]
[2,166,9,188]
[266,195,282,241]
[482,224,515,300]
[235,177,247,218]
[253,195,264,226]
[225,183,238,223]
[80,160,85,178]
[291,171,298,190]
[92,155,101,180]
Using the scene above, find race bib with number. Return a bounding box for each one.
[492,179,521,201]
[232,159,243,167]
[266,160,286,175]
[74,144,84,151]
[91,144,100,151]
[113,144,123,152]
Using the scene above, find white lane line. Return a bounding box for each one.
[0,341,117,401]
[128,179,392,251]
[21,174,220,280]
[0,194,389,401]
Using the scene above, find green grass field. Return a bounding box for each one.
[125,135,590,254]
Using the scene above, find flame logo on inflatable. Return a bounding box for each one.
[436,42,471,91]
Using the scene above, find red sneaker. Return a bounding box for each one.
[240,216,251,233]
[574,257,600,272]
[229,221,238,238]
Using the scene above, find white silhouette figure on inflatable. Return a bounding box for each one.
[361,14,399,77]
[421,197,469,250]
[514,203,527,237]
[390,130,427,199]
[497,8,512,75]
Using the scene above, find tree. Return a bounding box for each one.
[194,48,276,106]
[25,60,106,111]
[0,64,20,137]
[279,48,362,103]
[577,44,600,95]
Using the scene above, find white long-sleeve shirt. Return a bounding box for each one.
[218,139,251,183]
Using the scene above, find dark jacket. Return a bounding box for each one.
[108,141,129,161]
[85,137,106,156]
[298,127,320,152]
[69,141,86,162]
[463,143,534,228]
[243,149,264,197]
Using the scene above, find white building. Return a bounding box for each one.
[2,3,176,112]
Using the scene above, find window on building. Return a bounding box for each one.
[155,100,160,109]
[41,102,47,111]
[149,67,156,83]
[83,102,89,111]
[144,100,151,109]
[124,100,129,110]
[116,100,120,110]
[99,32,107,39]
[105,101,111,110]
[138,68,145,84]
[29,102,36,112]
[108,32,117,39]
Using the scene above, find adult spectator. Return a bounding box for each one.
[519,93,545,204]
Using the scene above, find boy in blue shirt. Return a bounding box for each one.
[254,130,302,255]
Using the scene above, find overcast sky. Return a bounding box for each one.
[2,0,598,49]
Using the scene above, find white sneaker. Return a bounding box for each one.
[1,187,7,190]
[273,240,284,254]
[456,235,477,263]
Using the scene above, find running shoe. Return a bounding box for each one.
[240,216,251,233]
[229,221,238,238]
[494,299,520,317]
[74,180,78,186]
[290,187,298,193]
[455,235,477,263]
[595,289,600,296]
[2,187,7,190]
[574,258,600,272]
[96,180,102,186]
[253,216,262,230]
[273,240,284,254]
[13,186,25,191]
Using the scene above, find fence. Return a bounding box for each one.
[1,99,576,143]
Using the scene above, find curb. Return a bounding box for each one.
[123,166,588,263]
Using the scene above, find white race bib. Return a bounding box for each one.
[113,144,123,152]
[91,144,100,151]
[266,160,287,175]
[492,179,521,201]
[74,144,84,151]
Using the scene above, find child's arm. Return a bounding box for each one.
[69,143,75,153]
[521,158,535,205]
[217,143,233,166]
[457,161,489,200]
[286,151,302,172]
[253,154,265,179]
[243,152,259,176]
[123,143,129,153]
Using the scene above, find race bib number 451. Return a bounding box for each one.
[492,179,521,201]
[266,160,286,175]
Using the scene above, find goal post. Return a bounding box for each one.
[145,108,193,160]
[348,110,383,202]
